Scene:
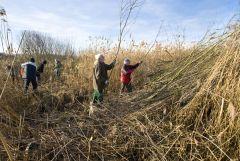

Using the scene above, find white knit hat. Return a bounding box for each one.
[124,58,130,65]
[95,53,104,61]
[95,53,101,60]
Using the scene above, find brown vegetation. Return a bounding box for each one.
[0,25,240,160]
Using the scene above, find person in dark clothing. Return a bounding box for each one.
[21,58,37,94]
[120,58,142,93]
[36,60,47,82]
[92,54,116,103]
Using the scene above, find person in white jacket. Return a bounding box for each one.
[21,58,37,94]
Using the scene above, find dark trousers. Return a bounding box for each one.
[121,83,133,93]
[10,75,15,83]
[24,78,38,93]
[36,73,41,82]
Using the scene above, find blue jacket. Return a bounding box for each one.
[21,62,37,80]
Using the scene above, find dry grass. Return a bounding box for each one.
[0,25,240,160]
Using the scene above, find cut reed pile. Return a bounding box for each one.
[0,25,240,160]
[114,26,240,160]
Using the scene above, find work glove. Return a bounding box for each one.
[105,80,109,86]
[112,60,117,66]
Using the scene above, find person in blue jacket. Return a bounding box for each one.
[21,58,38,94]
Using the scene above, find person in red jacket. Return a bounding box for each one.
[120,58,142,93]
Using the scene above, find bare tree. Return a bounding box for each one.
[115,0,144,58]
[108,0,144,79]
[20,31,75,56]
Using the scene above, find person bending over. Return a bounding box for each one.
[21,58,37,94]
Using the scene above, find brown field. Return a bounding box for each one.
[0,25,239,160]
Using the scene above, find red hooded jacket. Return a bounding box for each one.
[120,63,140,84]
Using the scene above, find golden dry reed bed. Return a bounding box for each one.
[0,25,240,160]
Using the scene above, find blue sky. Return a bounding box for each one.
[0,0,239,49]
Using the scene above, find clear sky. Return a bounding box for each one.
[0,0,239,49]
